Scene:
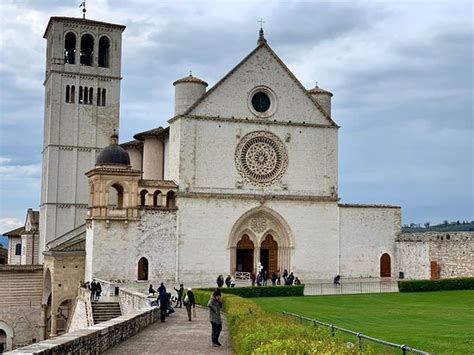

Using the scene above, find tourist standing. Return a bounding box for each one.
[283,269,288,282]
[174,284,184,308]
[158,282,166,296]
[276,269,281,285]
[96,281,102,301]
[271,272,277,286]
[90,280,97,302]
[207,290,223,347]
[230,276,235,288]
[185,288,196,321]
[225,275,231,288]
[216,275,224,288]
[251,272,256,286]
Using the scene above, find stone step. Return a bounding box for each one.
[92,302,122,325]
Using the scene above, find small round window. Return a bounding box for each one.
[251,92,271,113]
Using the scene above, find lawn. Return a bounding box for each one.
[253,290,474,354]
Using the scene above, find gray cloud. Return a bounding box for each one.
[0,0,472,230]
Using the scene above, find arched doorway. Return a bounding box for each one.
[0,321,13,352]
[236,235,254,273]
[228,207,293,276]
[261,235,278,276]
[380,253,391,277]
[56,299,72,335]
[0,329,6,353]
[138,257,149,281]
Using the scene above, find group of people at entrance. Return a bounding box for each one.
[250,269,301,286]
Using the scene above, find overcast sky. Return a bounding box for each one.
[0,0,472,234]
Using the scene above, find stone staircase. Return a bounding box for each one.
[91,302,122,324]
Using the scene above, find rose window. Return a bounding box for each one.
[235,131,288,186]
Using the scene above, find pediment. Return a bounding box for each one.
[185,43,337,127]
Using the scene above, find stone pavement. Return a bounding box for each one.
[105,306,231,354]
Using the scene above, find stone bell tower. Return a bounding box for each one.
[39,16,125,262]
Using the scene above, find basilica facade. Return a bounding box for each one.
[77,24,400,285]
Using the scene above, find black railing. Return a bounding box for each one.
[282,311,429,354]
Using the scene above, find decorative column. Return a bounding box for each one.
[254,247,261,273]
[229,247,236,275]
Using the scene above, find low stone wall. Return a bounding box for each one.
[6,307,159,354]
[119,288,152,315]
[396,231,474,279]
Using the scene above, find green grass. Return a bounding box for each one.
[253,290,474,354]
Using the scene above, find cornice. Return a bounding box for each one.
[168,114,339,129]
[177,191,339,202]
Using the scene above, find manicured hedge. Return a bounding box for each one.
[399,277,474,292]
[194,290,359,354]
[199,285,304,298]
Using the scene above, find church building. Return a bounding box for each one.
[75,23,401,285]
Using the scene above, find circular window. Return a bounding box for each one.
[248,86,277,118]
[235,131,288,187]
[251,92,271,112]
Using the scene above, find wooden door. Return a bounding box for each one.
[430,261,439,279]
[261,235,278,275]
[237,235,254,273]
[380,253,391,277]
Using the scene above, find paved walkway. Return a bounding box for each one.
[105,306,231,354]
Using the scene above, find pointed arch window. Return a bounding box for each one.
[64,32,76,64]
[89,87,93,105]
[15,243,22,256]
[102,88,106,106]
[65,85,70,103]
[79,86,83,103]
[80,34,94,66]
[71,86,75,103]
[98,36,110,68]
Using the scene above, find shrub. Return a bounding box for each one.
[399,277,474,292]
[194,289,360,354]
[199,285,304,298]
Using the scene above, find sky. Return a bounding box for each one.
[0,0,472,235]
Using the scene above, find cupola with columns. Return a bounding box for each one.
[85,134,141,222]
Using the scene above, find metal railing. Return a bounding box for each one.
[304,280,399,296]
[282,311,429,354]
[235,271,251,281]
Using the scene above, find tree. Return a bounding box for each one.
[424,222,430,229]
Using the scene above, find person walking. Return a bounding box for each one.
[184,288,196,321]
[159,287,168,323]
[174,284,184,308]
[207,290,223,347]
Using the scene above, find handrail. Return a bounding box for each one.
[282,311,429,354]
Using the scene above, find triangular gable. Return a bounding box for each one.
[183,42,338,127]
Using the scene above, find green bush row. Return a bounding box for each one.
[199,284,305,298]
[398,277,474,292]
[194,290,359,354]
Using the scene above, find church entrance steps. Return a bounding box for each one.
[104,305,231,354]
[91,302,122,324]
[304,279,399,296]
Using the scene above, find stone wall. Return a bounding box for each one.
[85,209,177,283]
[8,307,160,354]
[339,205,401,278]
[396,231,474,279]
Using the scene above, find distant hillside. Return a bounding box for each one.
[402,221,474,233]
[0,236,8,249]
